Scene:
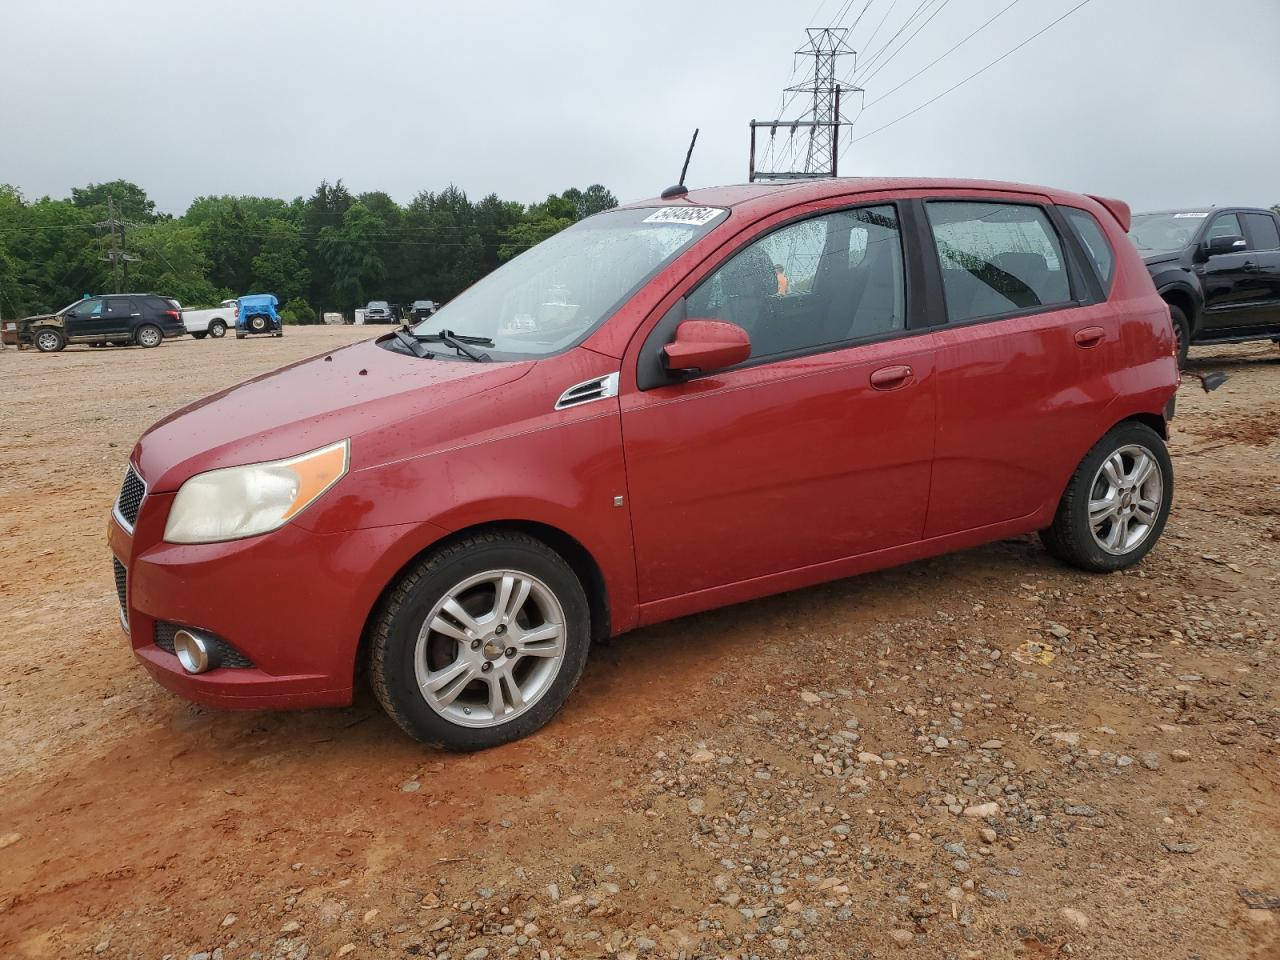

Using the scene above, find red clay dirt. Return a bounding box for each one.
[1,329,1277,960]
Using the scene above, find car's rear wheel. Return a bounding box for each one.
[34,328,65,353]
[369,532,591,751]
[209,320,227,338]
[1040,422,1172,572]
[1168,304,1190,366]
[249,316,267,333]
[136,324,162,348]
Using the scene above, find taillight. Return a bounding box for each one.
[165,310,180,320]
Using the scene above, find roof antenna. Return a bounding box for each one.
[661,128,698,200]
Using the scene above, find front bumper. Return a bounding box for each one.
[110,489,450,710]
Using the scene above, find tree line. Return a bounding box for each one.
[0,179,618,322]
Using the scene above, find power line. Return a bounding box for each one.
[850,0,1095,144]
[855,0,954,90]
[860,0,1023,109]
[847,0,936,85]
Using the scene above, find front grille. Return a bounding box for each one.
[115,466,146,529]
[112,557,128,629]
[154,621,255,669]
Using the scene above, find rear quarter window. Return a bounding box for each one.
[1061,206,1116,291]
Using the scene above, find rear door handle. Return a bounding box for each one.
[1074,326,1105,348]
[869,364,913,390]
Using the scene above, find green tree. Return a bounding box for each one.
[71,180,157,222]
[318,204,387,310]
[250,219,310,302]
[129,220,222,305]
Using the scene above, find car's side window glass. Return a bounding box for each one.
[1061,207,1115,290]
[1242,213,1280,251]
[685,205,905,362]
[105,298,134,317]
[1206,213,1245,245]
[926,202,1071,323]
[70,298,103,317]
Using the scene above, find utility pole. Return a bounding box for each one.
[97,197,139,293]
[749,27,863,181]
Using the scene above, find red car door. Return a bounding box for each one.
[619,202,937,605]
[918,197,1113,538]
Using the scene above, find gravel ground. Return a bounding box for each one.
[0,328,1277,960]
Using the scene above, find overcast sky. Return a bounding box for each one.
[3,0,1278,215]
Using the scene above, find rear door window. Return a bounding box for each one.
[105,298,136,319]
[1061,207,1116,290]
[925,202,1072,323]
[1242,213,1280,251]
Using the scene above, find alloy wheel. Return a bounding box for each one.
[1088,443,1163,555]
[413,569,567,728]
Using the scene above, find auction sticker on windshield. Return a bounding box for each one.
[1173,212,1208,219]
[642,206,725,227]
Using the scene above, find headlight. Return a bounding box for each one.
[163,440,349,544]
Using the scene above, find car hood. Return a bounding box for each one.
[1142,251,1183,267]
[133,337,533,492]
[20,312,56,324]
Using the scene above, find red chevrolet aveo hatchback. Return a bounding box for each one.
[110,178,1178,750]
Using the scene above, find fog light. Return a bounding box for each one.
[173,628,218,674]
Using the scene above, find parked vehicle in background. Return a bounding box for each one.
[323,312,346,325]
[365,300,394,323]
[410,300,438,322]
[235,294,283,338]
[182,299,238,340]
[1128,206,1280,363]
[111,177,1178,751]
[21,293,185,352]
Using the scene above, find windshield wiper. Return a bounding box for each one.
[392,328,434,359]
[413,328,493,362]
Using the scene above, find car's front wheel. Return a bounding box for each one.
[1041,421,1172,572]
[369,532,591,751]
[34,328,65,352]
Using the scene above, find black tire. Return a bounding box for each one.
[249,316,267,333]
[369,531,591,751]
[191,331,207,340]
[34,328,65,353]
[136,324,163,348]
[1168,304,1190,367]
[1040,421,1173,573]
[209,320,227,338]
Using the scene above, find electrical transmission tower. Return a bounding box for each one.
[96,197,139,293]
[750,27,862,182]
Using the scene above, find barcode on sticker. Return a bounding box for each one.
[642,206,724,227]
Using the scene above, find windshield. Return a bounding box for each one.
[1128,212,1206,254]
[411,206,727,357]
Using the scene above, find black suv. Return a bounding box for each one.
[20,293,187,352]
[1129,207,1280,363]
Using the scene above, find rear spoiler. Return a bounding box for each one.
[1087,194,1131,233]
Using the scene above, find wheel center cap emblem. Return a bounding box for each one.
[482,639,504,661]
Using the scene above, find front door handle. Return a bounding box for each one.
[1242,260,1259,272]
[1074,326,1105,348]
[870,364,913,390]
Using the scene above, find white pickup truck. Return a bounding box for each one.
[182,299,238,339]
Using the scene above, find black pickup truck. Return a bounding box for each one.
[1129,207,1280,363]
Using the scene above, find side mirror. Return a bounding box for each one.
[661,319,751,374]
[1203,234,1247,257]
